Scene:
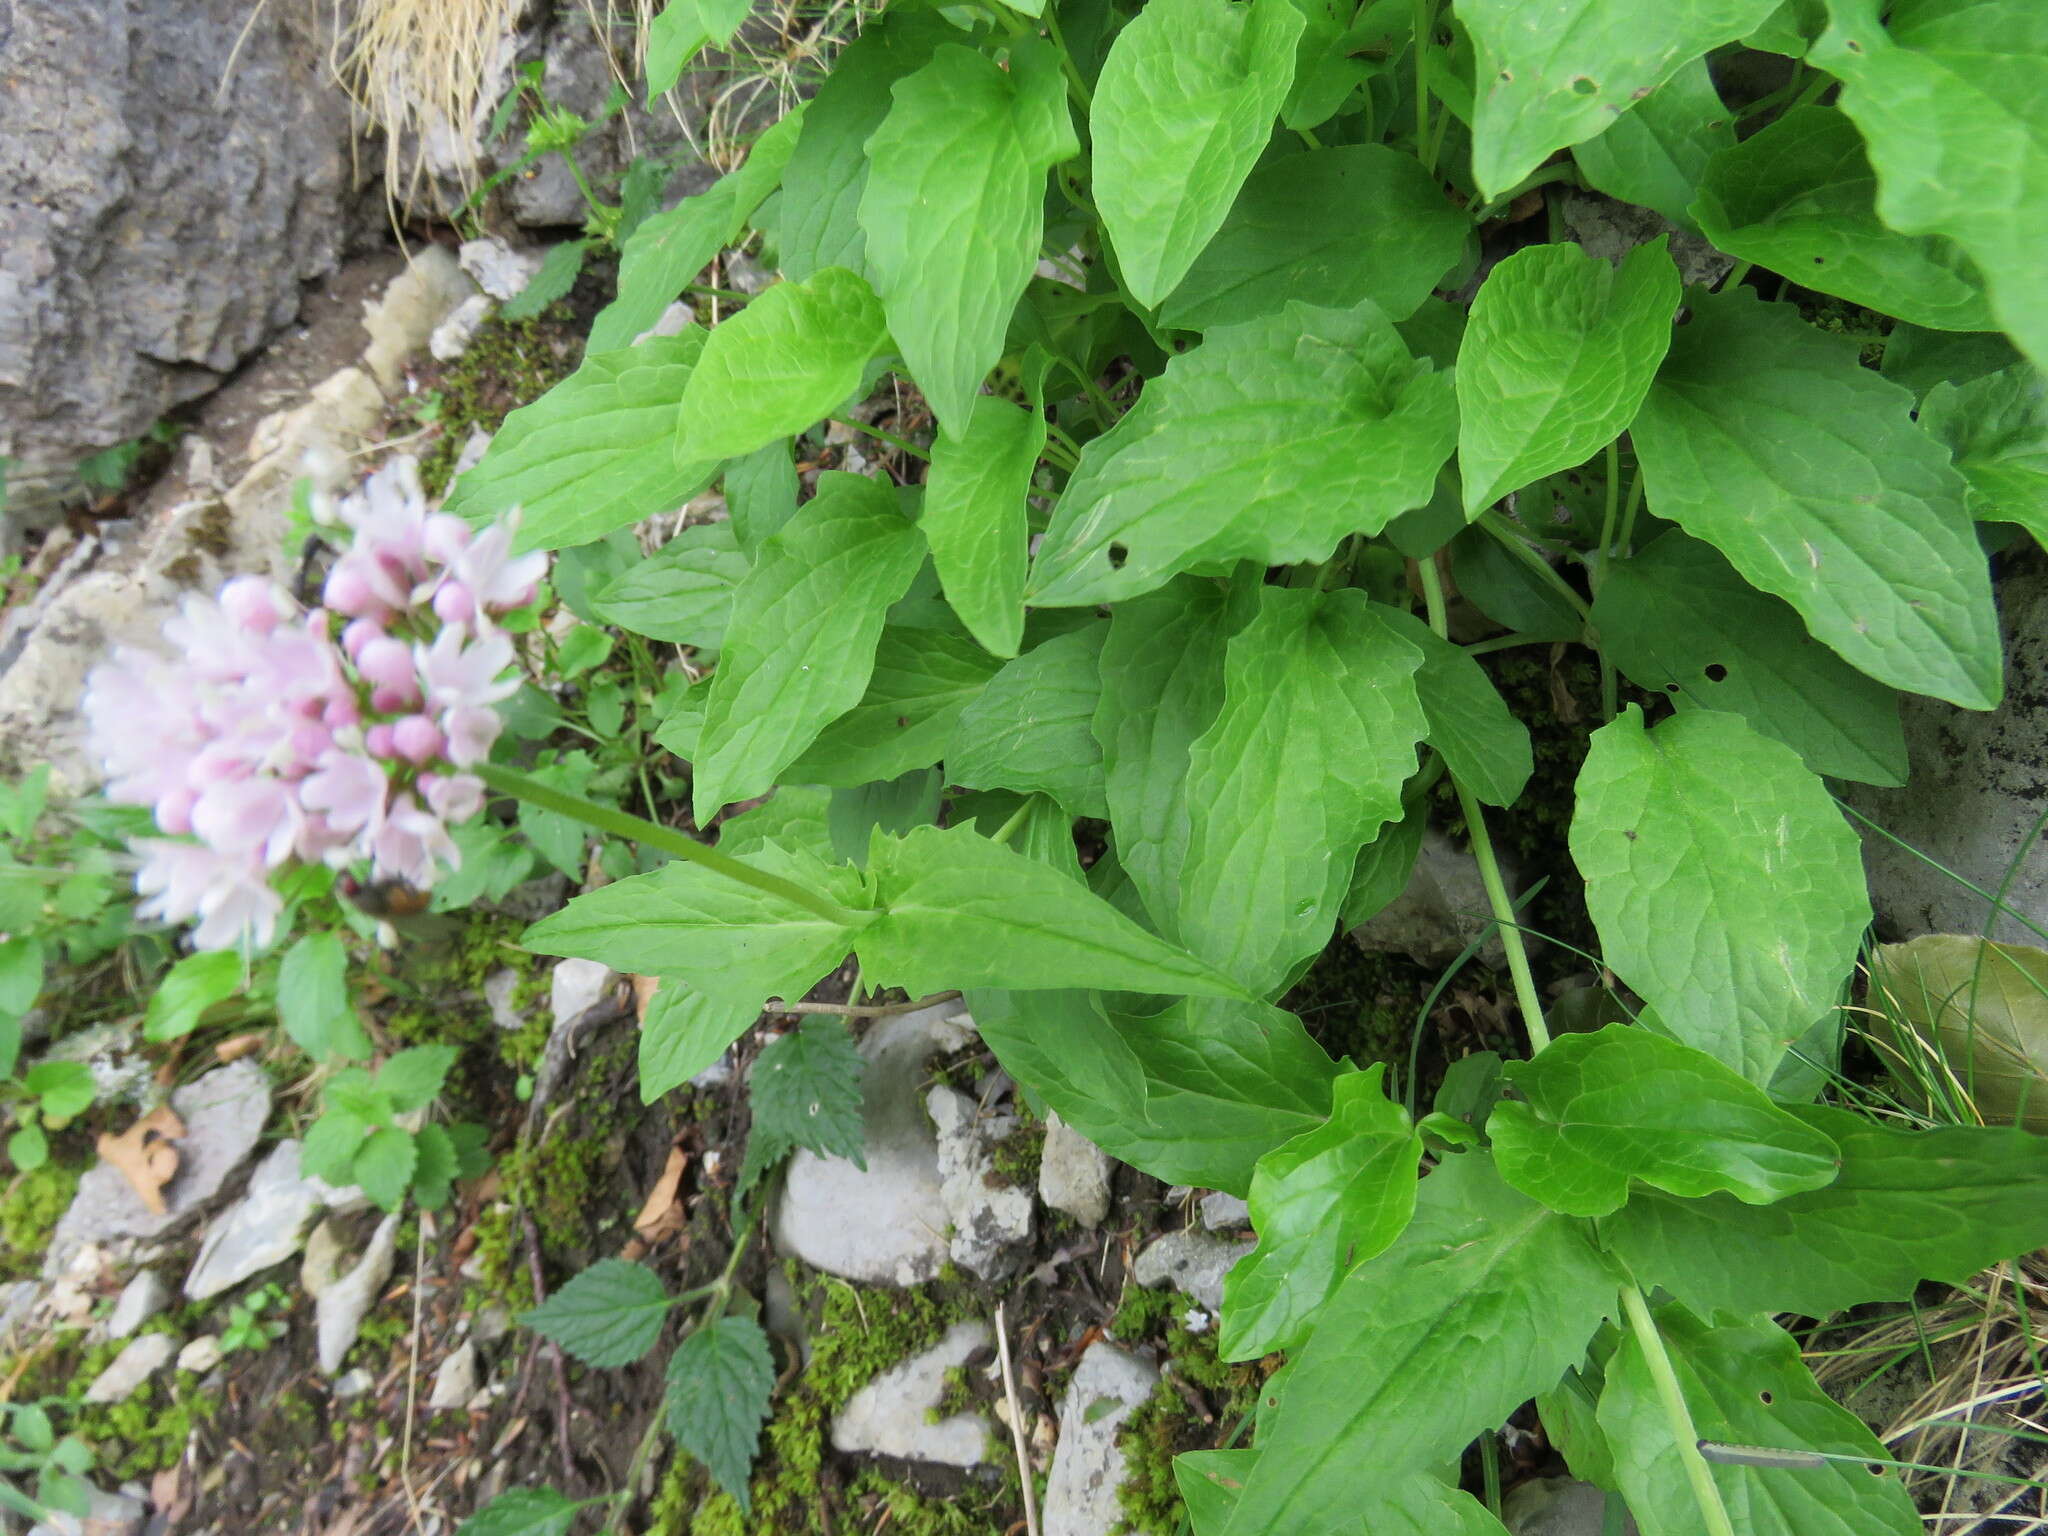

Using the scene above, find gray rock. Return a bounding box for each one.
[429,292,494,362]
[633,300,697,346]
[183,1139,328,1299]
[452,425,494,480]
[46,1060,273,1278]
[830,1320,993,1468]
[0,1281,41,1348]
[23,1481,147,1536]
[176,1334,222,1374]
[300,1216,348,1299]
[331,1367,374,1399]
[428,1341,479,1411]
[772,1002,975,1286]
[1042,1343,1159,1536]
[458,237,543,303]
[550,958,618,1027]
[1038,1113,1113,1228]
[484,968,529,1032]
[1850,562,2048,945]
[82,1333,177,1404]
[1131,1230,1255,1315]
[1503,1477,1638,1536]
[1558,190,1735,288]
[0,0,359,528]
[315,1212,401,1374]
[928,1087,1034,1280]
[1197,1192,1251,1232]
[1350,828,1506,967]
[104,1270,168,1340]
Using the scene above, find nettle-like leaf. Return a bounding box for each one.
[1571,56,1733,232]
[1570,707,1869,1084]
[860,825,1252,1001]
[589,522,749,648]
[144,949,241,1042]
[1373,606,1532,807]
[676,268,888,464]
[859,40,1076,437]
[783,622,1003,787]
[1222,1154,1620,1536]
[639,983,761,1103]
[524,840,869,1007]
[1159,145,1469,333]
[1591,530,1907,786]
[1603,1104,2048,1317]
[1463,0,1782,198]
[1178,587,1427,996]
[1220,1064,1423,1361]
[919,395,1042,657]
[278,931,370,1062]
[1632,286,1999,708]
[377,1045,458,1113]
[354,1126,418,1211]
[693,474,925,819]
[665,1316,775,1512]
[523,1258,672,1368]
[448,332,720,553]
[947,623,1110,820]
[1599,1306,1919,1536]
[1090,0,1302,308]
[1488,1025,1842,1218]
[1920,364,2048,544]
[1693,105,1995,331]
[1029,299,1456,606]
[454,1487,585,1536]
[1457,239,1680,515]
[750,1018,866,1166]
[1812,0,2048,367]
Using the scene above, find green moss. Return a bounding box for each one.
[0,1161,81,1277]
[67,1324,215,1480]
[468,1204,534,1309]
[416,314,583,499]
[1109,1291,1260,1536]
[987,1104,1046,1189]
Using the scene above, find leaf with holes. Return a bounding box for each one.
[1571,56,1733,231]
[920,395,1043,657]
[947,623,1110,820]
[665,1316,776,1512]
[523,1258,673,1367]
[750,1018,866,1166]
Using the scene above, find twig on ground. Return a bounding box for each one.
[995,1301,1042,1536]
[398,1215,429,1532]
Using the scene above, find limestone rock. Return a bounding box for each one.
[458,237,544,303]
[183,1139,330,1299]
[772,1002,974,1286]
[550,958,618,1027]
[315,1212,401,1374]
[104,1270,168,1340]
[82,1333,177,1404]
[1042,1343,1159,1536]
[430,293,493,362]
[928,1087,1034,1280]
[1350,828,1506,967]
[1198,1192,1251,1232]
[360,247,474,393]
[1131,1230,1254,1315]
[428,1341,479,1411]
[1038,1113,1113,1228]
[176,1335,222,1374]
[484,968,529,1032]
[1503,1477,1639,1536]
[830,1320,993,1468]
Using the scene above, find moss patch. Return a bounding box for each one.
[0,1161,81,1278]
[1109,1292,1261,1536]
[415,312,585,499]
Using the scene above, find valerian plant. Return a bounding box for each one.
[439,0,2048,1530]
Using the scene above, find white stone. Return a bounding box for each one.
[1042,1343,1159,1536]
[361,245,474,392]
[1503,1477,1639,1536]
[1131,1230,1255,1315]
[929,1087,1034,1280]
[82,1334,177,1404]
[301,1216,348,1298]
[452,426,493,479]
[429,292,493,361]
[549,958,617,1028]
[1038,1113,1113,1228]
[428,1341,479,1410]
[830,1320,993,1468]
[316,1212,401,1374]
[176,1335,222,1374]
[104,1270,168,1340]
[1198,1192,1251,1232]
[772,1002,975,1286]
[484,968,527,1032]
[331,1367,375,1399]
[458,236,544,303]
[184,1139,328,1299]
[631,300,696,345]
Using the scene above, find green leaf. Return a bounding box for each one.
[277,931,371,1061]
[523,840,868,1006]
[1631,285,1998,707]
[410,1123,460,1209]
[861,825,1252,1002]
[920,395,1042,657]
[1176,1448,1255,1534]
[724,441,798,558]
[590,522,749,647]
[1178,588,1427,996]
[665,1316,775,1511]
[1881,323,2021,401]
[1812,0,2048,368]
[1221,1065,1422,1361]
[500,240,588,322]
[1487,1025,1841,1219]
[0,937,42,1018]
[1921,365,2048,545]
[1222,1154,1619,1534]
[1340,809,1426,931]
[7,1123,45,1173]
[719,786,836,864]
[783,622,1003,788]
[22,1062,94,1125]
[1463,0,1781,198]
[639,984,760,1103]
[859,41,1075,437]
[1571,707,1868,1083]
[1604,1104,2048,1316]
[947,623,1110,820]
[448,333,721,553]
[144,949,242,1042]
[1159,146,1468,333]
[827,772,942,865]
[1871,934,2048,1131]
[750,1018,865,1166]
[376,1045,459,1113]
[1694,105,1995,330]
[970,990,1338,1195]
[354,1126,419,1212]
[1373,607,1532,807]
[523,1258,673,1367]
[1591,530,1907,786]
[1571,56,1733,231]
[1031,299,1456,606]
[1093,580,1232,939]
[454,1486,585,1536]
[676,268,888,464]
[1599,1306,1918,1536]
[554,625,614,678]
[1457,239,1680,514]
[646,2,708,99]
[1091,0,1303,308]
[692,473,925,819]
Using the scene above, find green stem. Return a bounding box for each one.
[1472,160,1583,220]
[1041,2,1094,115]
[990,799,1035,846]
[1722,259,1753,291]
[474,763,858,926]
[1413,0,1434,169]
[1595,441,1622,719]
[1614,470,1644,562]
[830,418,930,462]
[1044,422,1085,465]
[1478,512,1592,625]
[1416,559,1552,1056]
[1620,1283,1738,1536]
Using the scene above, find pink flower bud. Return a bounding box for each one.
[391,715,445,765]
[219,576,290,635]
[323,694,360,728]
[370,684,416,713]
[433,581,477,627]
[323,562,377,618]
[154,785,197,836]
[341,618,385,662]
[355,636,416,694]
[365,723,397,759]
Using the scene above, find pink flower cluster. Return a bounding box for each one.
[85,458,546,951]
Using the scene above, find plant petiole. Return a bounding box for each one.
[1620,1283,1737,1536]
